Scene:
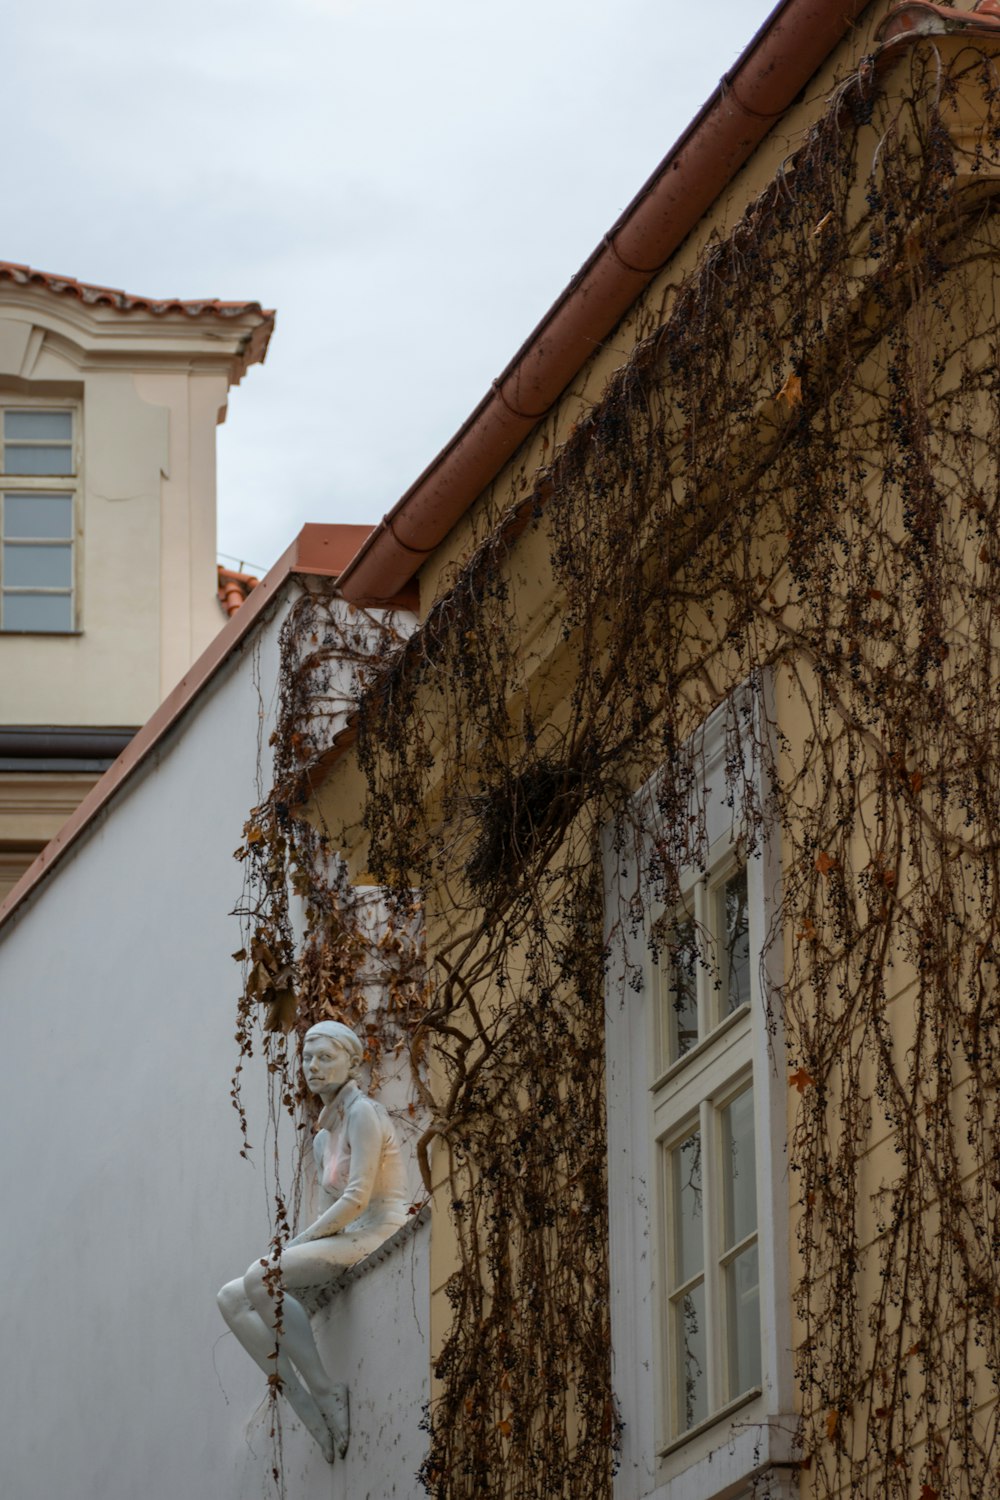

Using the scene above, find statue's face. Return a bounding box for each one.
[303,1037,354,1094]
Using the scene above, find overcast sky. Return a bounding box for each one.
[8,0,778,573]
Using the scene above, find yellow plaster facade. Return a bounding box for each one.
[308,5,1000,1495]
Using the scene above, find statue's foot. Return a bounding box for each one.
[281,1403,335,1462]
[328,1383,350,1459]
[277,1379,337,1463]
[297,1403,337,1464]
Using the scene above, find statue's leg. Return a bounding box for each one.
[247,1242,368,1457]
[242,1256,350,1454]
[217,1275,336,1463]
[275,1291,350,1457]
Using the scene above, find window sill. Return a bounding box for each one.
[646,1398,800,1500]
[0,629,82,637]
[657,1385,761,1459]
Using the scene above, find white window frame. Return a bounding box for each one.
[0,399,80,634]
[603,675,797,1500]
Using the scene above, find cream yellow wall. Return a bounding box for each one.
[0,770,100,900]
[133,368,231,698]
[300,6,1000,1493]
[0,285,260,729]
[0,284,266,891]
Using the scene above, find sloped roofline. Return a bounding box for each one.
[0,524,376,936]
[0,260,275,375]
[341,0,1000,602]
[334,0,881,603]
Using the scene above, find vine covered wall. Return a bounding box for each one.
[243,28,1000,1500]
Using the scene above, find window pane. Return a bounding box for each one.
[3,445,73,476]
[4,494,73,539]
[664,916,699,1060]
[3,544,72,589]
[721,1085,756,1248]
[726,1241,761,1398]
[671,1130,703,1283]
[718,867,750,1013]
[4,410,72,441]
[673,1280,708,1432]
[2,592,73,631]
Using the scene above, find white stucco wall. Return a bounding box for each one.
[0,584,429,1500]
[225,1217,431,1500]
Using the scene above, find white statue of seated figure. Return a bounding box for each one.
[217,1021,410,1462]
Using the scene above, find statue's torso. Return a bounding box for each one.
[313,1083,409,1231]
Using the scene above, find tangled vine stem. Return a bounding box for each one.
[230,586,429,1489]
[242,39,1000,1500]
[232,585,428,1114]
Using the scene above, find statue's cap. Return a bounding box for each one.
[302,1020,364,1062]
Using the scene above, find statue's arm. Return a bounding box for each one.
[290,1101,382,1243]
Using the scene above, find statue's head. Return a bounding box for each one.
[302,1020,364,1089]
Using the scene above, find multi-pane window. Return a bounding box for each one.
[1,409,76,632]
[654,859,761,1445]
[605,683,793,1492]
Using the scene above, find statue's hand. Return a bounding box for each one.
[286,1208,345,1248]
[286,1221,338,1248]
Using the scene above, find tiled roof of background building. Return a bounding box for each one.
[0,260,275,371]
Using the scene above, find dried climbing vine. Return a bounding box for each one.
[240,33,1000,1500]
[230,585,429,1488]
[233,582,427,1101]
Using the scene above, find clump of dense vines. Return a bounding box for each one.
[233,585,427,1120]
[340,37,1000,1500]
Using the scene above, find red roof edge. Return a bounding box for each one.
[0,260,276,375]
[0,523,413,936]
[334,0,880,603]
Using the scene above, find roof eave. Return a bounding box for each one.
[0,261,276,380]
[334,0,881,603]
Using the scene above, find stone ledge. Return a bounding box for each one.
[311,1204,430,1312]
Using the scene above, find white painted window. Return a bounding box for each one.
[1,407,77,633]
[604,678,796,1500]
[655,857,759,1445]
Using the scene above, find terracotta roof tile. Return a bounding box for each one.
[0,260,275,372]
[0,259,270,319]
[217,564,259,617]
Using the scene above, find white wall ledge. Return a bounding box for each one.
[311,1204,430,1311]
